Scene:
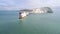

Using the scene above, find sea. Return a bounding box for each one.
[0,8,60,34]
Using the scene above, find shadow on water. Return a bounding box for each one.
[18,19,29,34]
[18,19,24,24]
[19,20,23,23]
[18,19,24,29]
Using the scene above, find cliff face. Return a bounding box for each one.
[32,7,53,13]
[41,7,53,13]
[20,7,53,14]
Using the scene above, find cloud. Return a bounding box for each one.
[0,0,60,10]
[0,0,30,10]
[28,0,58,8]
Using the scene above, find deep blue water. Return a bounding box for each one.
[0,8,60,34]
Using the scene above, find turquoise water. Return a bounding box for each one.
[0,9,60,34]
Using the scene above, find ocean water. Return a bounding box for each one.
[0,9,60,34]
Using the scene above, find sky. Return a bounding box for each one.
[0,0,60,10]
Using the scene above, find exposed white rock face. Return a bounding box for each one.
[20,7,53,14]
[41,7,53,13]
[32,7,53,14]
[33,8,45,13]
[19,12,29,19]
[21,12,29,17]
[19,7,53,19]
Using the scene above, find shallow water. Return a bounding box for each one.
[0,9,60,34]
